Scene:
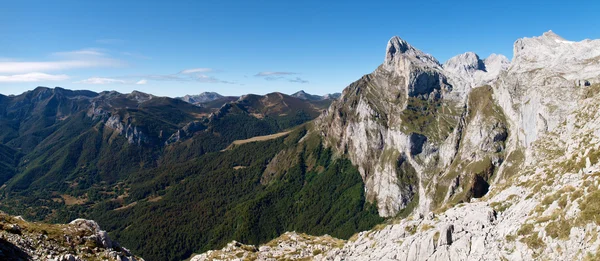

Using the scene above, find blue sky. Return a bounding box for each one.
[1,0,599,97]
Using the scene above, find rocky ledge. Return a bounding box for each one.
[0,213,142,261]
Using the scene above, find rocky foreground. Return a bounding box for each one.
[0,213,141,261]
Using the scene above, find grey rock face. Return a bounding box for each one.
[316,36,507,217]
[105,115,149,145]
[443,52,510,97]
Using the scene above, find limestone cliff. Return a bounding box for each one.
[315,35,509,217]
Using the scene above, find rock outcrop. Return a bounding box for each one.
[0,213,142,261]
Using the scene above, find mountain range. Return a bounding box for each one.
[0,87,371,261]
[3,30,600,261]
[177,90,341,107]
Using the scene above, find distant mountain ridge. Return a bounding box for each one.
[175,90,341,106]
[178,92,229,104]
[291,90,341,101]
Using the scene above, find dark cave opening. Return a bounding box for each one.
[472,175,490,198]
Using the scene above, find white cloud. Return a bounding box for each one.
[0,59,122,74]
[75,77,126,84]
[0,72,69,83]
[255,71,296,77]
[180,68,213,74]
[136,79,148,85]
[0,48,123,74]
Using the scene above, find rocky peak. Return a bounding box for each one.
[542,29,565,40]
[384,36,441,72]
[294,90,307,95]
[512,30,600,79]
[291,90,331,101]
[127,90,153,103]
[181,92,224,104]
[443,52,485,74]
[483,53,510,73]
[323,92,341,100]
[442,52,509,96]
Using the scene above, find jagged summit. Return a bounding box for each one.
[179,92,224,104]
[442,52,510,94]
[484,53,510,71]
[542,29,566,40]
[383,36,441,72]
[127,90,154,103]
[386,36,411,56]
[443,52,486,73]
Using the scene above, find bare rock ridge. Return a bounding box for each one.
[193,31,600,260]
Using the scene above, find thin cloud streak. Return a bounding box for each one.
[255,71,308,83]
[255,71,297,77]
[0,72,69,83]
[180,68,213,74]
[52,48,107,57]
[0,59,122,74]
[289,77,309,84]
[75,77,127,84]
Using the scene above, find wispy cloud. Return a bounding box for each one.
[0,60,122,74]
[145,73,231,84]
[0,72,69,83]
[75,77,127,84]
[78,67,233,85]
[52,48,107,57]
[255,71,307,83]
[255,71,297,77]
[289,77,309,84]
[0,48,123,74]
[142,68,232,84]
[180,68,213,74]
